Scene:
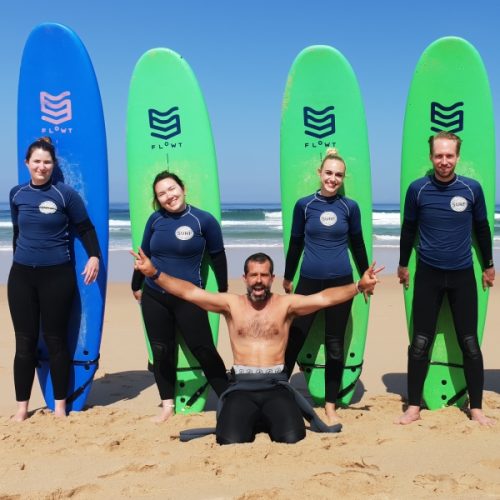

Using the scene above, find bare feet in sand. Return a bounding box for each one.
[470,408,496,426]
[395,405,421,425]
[12,402,29,422]
[151,400,175,423]
[324,402,341,425]
[53,400,67,418]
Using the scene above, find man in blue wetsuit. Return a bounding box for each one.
[397,131,495,426]
[132,249,382,444]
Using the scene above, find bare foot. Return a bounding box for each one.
[53,399,67,418]
[12,402,29,422]
[151,400,175,423]
[324,402,341,425]
[394,405,421,425]
[470,408,496,426]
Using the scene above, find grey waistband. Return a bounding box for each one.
[232,364,284,375]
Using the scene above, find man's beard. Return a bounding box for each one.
[246,285,272,303]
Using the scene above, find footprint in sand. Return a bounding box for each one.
[44,484,102,498]
[413,473,491,494]
[302,470,393,495]
[340,459,380,471]
[98,463,158,479]
[236,487,285,500]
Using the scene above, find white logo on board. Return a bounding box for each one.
[450,196,467,212]
[175,226,194,240]
[320,211,337,226]
[40,91,72,124]
[39,201,57,214]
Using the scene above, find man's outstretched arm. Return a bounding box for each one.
[130,248,231,314]
[288,262,384,317]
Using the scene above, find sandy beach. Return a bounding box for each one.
[1,253,499,499]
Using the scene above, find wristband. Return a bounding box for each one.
[150,269,161,280]
[355,280,362,294]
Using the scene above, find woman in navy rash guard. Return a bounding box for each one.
[283,148,369,424]
[131,171,229,422]
[8,137,100,421]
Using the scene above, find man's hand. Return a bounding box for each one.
[130,248,156,277]
[358,262,384,300]
[482,266,495,290]
[283,279,293,294]
[398,265,410,289]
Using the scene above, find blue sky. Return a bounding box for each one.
[2,1,500,203]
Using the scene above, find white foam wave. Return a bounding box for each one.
[374,235,400,241]
[224,243,283,248]
[264,211,282,219]
[372,212,400,226]
[222,220,282,228]
[109,219,131,227]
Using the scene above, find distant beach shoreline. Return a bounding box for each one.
[2,246,500,285]
[0,246,403,285]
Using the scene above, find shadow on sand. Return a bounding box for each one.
[86,370,155,407]
[84,368,499,411]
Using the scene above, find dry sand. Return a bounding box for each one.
[1,275,499,499]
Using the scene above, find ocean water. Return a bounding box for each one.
[1,201,500,252]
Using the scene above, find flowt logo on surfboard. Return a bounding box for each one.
[303,105,337,149]
[39,91,73,134]
[430,101,464,133]
[149,106,183,150]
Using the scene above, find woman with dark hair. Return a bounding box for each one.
[283,148,369,424]
[131,171,229,422]
[9,137,100,421]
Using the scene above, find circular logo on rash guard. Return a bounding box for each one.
[175,226,194,240]
[320,211,337,226]
[450,196,468,212]
[39,200,57,214]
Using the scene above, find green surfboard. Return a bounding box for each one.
[127,48,222,413]
[280,45,373,406]
[401,37,495,410]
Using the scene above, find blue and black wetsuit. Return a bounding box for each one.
[283,192,369,403]
[8,178,100,402]
[400,174,493,409]
[131,205,229,400]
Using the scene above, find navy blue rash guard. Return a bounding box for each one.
[140,205,225,293]
[10,180,91,266]
[403,175,488,270]
[289,192,363,279]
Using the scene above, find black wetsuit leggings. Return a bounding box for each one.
[284,274,353,403]
[8,262,75,401]
[408,261,484,408]
[141,285,229,400]
[216,386,306,444]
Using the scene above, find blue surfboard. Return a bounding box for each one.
[17,23,108,412]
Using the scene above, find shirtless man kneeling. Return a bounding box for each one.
[132,249,382,444]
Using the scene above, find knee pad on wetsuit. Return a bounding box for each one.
[271,427,306,444]
[408,334,430,361]
[43,335,67,358]
[150,342,169,362]
[461,335,481,360]
[15,335,38,362]
[325,338,343,362]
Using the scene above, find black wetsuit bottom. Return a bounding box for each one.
[408,261,484,408]
[216,385,306,444]
[141,285,229,400]
[8,262,75,401]
[284,274,353,403]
